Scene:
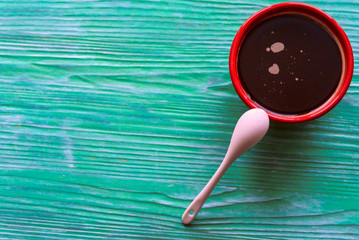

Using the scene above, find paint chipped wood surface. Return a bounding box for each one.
[1,0,359,239]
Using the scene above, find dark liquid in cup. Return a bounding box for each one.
[238,14,342,115]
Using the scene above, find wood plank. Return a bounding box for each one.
[1,0,359,238]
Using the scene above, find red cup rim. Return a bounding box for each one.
[229,2,354,123]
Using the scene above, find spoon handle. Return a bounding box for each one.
[182,157,232,225]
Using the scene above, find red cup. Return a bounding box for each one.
[229,2,354,123]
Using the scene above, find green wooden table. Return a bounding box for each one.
[1,0,358,239]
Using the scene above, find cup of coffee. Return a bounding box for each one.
[229,2,353,122]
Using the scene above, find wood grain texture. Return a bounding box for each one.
[1,0,359,239]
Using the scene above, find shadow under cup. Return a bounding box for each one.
[229,2,354,123]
